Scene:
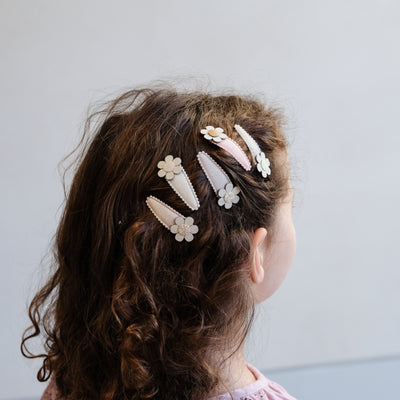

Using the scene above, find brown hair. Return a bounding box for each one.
[21,85,290,400]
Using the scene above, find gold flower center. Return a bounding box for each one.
[164,160,176,172]
[208,129,220,137]
[261,159,269,171]
[177,224,190,235]
[224,192,235,202]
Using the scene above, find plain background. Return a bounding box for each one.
[1,0,399,399]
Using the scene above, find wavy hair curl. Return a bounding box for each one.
[21,85,290,400]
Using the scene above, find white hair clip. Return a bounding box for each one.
[200,126,251,171]
[146,195,199,242]
[197,151,240,209]
[157,155,200,211]
[234,124,271,178]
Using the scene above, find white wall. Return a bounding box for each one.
[1,0,399,398]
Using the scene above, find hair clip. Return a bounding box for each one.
[197,151,240,209]
[200,126,251,171]
[157,155,200,211]
[234,124,271,178]
[146,195,199,242]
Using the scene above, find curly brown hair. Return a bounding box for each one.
[21,85,291,400]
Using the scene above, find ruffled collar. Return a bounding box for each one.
[207,361,297,400]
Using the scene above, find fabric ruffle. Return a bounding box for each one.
[207,362,298,400]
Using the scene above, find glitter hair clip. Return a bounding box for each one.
[157,155,200,210]
[234,124,271,178]
[197,151,240,209]
[200,126,252,171]
[146,195,199,242]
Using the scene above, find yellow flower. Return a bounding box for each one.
[200,126,228,143]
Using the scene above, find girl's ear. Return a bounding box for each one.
[250,228,267,284]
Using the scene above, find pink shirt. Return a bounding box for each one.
[40,361,298,400]
[207,362,298,400]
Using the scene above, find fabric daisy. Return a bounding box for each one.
[200,126,228,143]
[217,183,240,209]
[170,216,199,242]
[256,152,271,178]
[157,155,182,180]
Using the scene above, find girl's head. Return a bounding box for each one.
[21,86,295,400]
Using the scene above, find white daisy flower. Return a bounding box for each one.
[217,182,240,209]
[157,155,182,180]
[200,126,228,143]
[170,216,199,242]
[256,152,271,178]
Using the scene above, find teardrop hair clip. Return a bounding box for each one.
[200,126,252,171]
[234,124,271,178]
[157,155,200,211]
[197,151,240,209]
[146,195,199,242]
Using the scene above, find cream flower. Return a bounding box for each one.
[170,216,199,242]
[217,183,240,209]
[157,155,182,180]
[200,126,228,143]
[256,152,271,178]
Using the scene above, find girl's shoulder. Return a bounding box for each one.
[40,375,61,400]
[40,375,63,400]
[40,363,299,400]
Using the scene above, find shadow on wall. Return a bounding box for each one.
[264,355,400,400]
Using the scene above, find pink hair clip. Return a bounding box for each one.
[146,195,199,242]
[200,126,251,171]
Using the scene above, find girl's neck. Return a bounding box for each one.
[206,344,257,397]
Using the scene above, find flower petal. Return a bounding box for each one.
[166,171,174,180]
[158,169,166,177]
[170,225,178,233]
[175,233,184,242]
[173,166,182,174]
[204,134,212,140]
[185,233,194,242]
[219,133,227,139]
[200,129,208,134]
[175,217,184,225]
[232,195,240,204]
[216,127,224,133]
[157,161,165,169]
[185,217,194,226]
[257,164,262,172]
[256,154,262,162]
[224,201,233,209]
[206,125,214,130]
[225,182,233,192]
[174,157,181,165]
[218,188,226,197]
[213,137,221,142]
[232,186,240,194]
[218,198,225,206]
[190,225,199,234]
[165,155,173,162]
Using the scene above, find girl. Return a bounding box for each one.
[21,85,298,400]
